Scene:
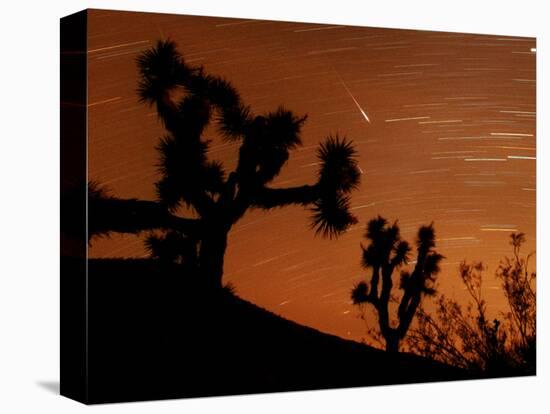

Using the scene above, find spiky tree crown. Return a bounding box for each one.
[353,218,444,308]
[361,216,410,269]
[136,40,361,238]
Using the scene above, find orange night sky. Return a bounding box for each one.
[86,9,536,342]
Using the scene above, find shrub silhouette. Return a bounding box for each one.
[130,40,360,289]
[407,232,536,375]
[496,232,536,356]
[351,216,443,353]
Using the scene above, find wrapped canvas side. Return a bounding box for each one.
[60,10,88,404]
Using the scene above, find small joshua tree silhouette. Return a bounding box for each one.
[351,216,443,352]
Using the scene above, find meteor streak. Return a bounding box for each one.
[334,70,371,123]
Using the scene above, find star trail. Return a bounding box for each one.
[86,10,535,342]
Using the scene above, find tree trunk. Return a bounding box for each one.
[197,226,229,290]
[385,332,400,353]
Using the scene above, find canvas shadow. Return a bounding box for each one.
[37,381,60,395]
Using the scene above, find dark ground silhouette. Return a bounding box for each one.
[60,257,472,403]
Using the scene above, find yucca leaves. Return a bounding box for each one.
[393,240,411,267]
[424,252,444,280]
[217,104,252,140]
[263,107,306,150]
[204,76,240,108]
[310,192,357,238]
[155,135,212,211]
[235,108,307,184]
[137,40,191,104]
[174,94,212,137]
[351,281,370,305]
[361,216,409,268]
[307,135,361,238]
[417,223,436,251]
[145,230,197,266]
[365,215,388,241]
[318,135,360,193]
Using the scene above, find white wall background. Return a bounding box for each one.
[0,0,547,412]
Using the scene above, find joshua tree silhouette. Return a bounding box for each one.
[351,216,443,353]
[126,40,360,289]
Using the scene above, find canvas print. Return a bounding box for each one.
[60,9,536,404]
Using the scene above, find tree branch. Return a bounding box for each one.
[251,184,320,209]
[88,197,202,239]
